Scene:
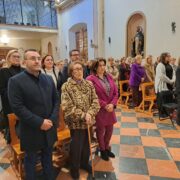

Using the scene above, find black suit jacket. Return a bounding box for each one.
[8,71,59,151]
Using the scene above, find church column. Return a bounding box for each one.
[93,0,105,58]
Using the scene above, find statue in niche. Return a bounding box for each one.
[131,26,144,57]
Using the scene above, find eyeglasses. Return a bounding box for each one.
[27,56,42,61]
[12,55,21,59]
[73,67,83,72]
[71,54,80,57]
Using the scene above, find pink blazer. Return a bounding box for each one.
[87,74,118,127]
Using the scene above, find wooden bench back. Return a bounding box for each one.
[119,80,130,93]
[141,82,155,99]
[7,113,20,146]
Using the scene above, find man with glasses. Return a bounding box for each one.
[62,49,88,82]
[8,49,59,180]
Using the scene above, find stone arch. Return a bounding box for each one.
[126,12,146,57]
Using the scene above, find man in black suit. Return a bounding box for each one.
[8,49,59,180]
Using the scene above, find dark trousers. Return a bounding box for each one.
[24,146,53,180]
[96,124,113,151]
[70,129,90,171]
[131,86,142,107]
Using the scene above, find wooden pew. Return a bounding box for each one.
[118,80,132,108]
[135,82,156,114]
[8,113,24,179]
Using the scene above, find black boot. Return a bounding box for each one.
[106,149,115,158]
[100,150,109,161]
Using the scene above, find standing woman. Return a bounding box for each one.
[41,55,64,94]
[61,61,100,179]
[87,58,118,161]
[0,49,24,143]
[129,55,146,107]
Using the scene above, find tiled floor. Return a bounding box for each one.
[0,106,180,180]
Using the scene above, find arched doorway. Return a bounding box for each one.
[69,23,88,61]
[126,12,146,57]
[48,42,53,55]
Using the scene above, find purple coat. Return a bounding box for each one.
[129,63,145,87]
[86,74,118,127]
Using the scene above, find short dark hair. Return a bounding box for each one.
[24,49,38,60]
[90,58,106,74]
[160,52,170,64]
[69,49,80,57]
[41,55,54,69]
[68,61,83,77]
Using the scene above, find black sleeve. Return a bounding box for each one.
[62,65,68,82]
[8,77,44,129]
[176,67,180,94]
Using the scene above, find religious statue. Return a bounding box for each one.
[131,26,144,57]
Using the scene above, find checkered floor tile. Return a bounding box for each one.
[0,106,180,179]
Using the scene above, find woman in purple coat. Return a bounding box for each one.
[129,55,146,107]
[87,58,118,161]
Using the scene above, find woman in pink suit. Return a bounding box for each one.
[87,58,118,161]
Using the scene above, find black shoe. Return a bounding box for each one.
[81,164,92,174]
[106,149,115,158]
[100,150,109,161]
[70,169,79,179]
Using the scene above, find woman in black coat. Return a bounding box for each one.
[0,49,24,142]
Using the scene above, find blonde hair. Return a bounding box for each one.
[6,49,19,68]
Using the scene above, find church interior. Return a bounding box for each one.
[0,0,180,179]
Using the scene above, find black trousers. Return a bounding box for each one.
[70,129,90,171]
[24,146,53,180]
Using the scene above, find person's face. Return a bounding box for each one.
[165,54,171,63]
[108,58,114,66]
[9,52,21,66]
[56,62,64,70]
[25,51,41,73]
[147,57,152,64]
[44,56,53,69]
[136,58,142,64]
[72,63,83,80]
[70,51,80,62]
[97,61,106,75]
[170,58,176,65]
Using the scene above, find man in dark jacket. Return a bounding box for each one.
[176,66,180,125]
[62,49,88,82]
[8,49,59,180]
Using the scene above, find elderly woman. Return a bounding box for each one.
[144,55,155,82]
[129,55,146,107]
[0,49,24,143]
[87,58,118,161]
[61,61,100,179]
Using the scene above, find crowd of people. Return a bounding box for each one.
[0,48,180,179]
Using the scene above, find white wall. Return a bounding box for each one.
[57,0,94,60]
[104,0,180,59]
[0,39,41,53]
[41,35,59,60]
